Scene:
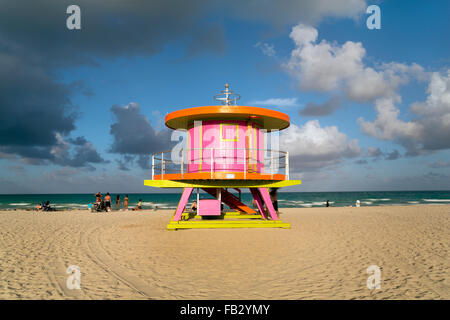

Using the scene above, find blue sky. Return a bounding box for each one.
[0,0,449,193]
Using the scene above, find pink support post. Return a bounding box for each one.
[250,188,267,219]
[173,187,194,221]
[258,187,278,220]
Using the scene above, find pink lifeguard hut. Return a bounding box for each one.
[145,84,301,230]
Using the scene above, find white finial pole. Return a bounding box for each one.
[214,83,241,106]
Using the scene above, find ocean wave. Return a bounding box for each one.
[408,201,420,204]
[366,198,391,201]
[423,199,450,202]
[9,203,31,206]
[51,203,89,208]
[362,201,373,205]
[300,203,313,207]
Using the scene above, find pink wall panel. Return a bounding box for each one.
[187,120,264,174]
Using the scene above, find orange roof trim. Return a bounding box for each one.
[165,105,290,131]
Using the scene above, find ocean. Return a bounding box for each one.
[1,190,449,211]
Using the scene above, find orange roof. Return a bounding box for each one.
[165,105,290,131]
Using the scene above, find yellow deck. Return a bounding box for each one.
[167,219,290,230]
[169,211,290,230]
[144,179,301,189]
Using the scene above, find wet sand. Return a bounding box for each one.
[0,205,448,299]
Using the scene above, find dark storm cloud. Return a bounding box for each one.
[0,0,222,66]
[0,0,368,170]
[0,54,76,147]
[186,24,226,57]
[136,155,151,170]
[300,97,340,116]
[0,135,107,168]
[110,103,173,155]
[0,0,224,168]
[115,155,135,171]
[55,140,107,168]
[68,136,88,146]
[110,103,175,169]
[385,149,400,160]
[116,159,130,172]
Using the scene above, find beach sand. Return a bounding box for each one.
[0,205,448,300]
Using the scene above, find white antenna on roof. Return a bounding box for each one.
[214,83,241,106]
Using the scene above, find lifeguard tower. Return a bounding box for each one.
[144,84,301,230]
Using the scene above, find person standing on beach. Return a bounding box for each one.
[104,192,111,212]
[326,200,330,207]
[116,195,120,210]
[95,192,102,204]
[123,195,129,211]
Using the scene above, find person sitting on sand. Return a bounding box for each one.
[104,192,112,212]
[94,192,105,211]
[132,199,143,211]
[190,200,197,212]
[123,195,129,211]
[42,201,53,212]
[36,203,42,211]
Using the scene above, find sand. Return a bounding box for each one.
[0,205,448,300]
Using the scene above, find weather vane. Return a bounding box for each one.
[214,83,241,106]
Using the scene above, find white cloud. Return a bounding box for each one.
[358,96,423,141]
[358,70,450,155]
[281,24,450,158]
[251,97,299,108]
[281,120,360,170]
[254,42,276,57]
[284,24,427,103]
